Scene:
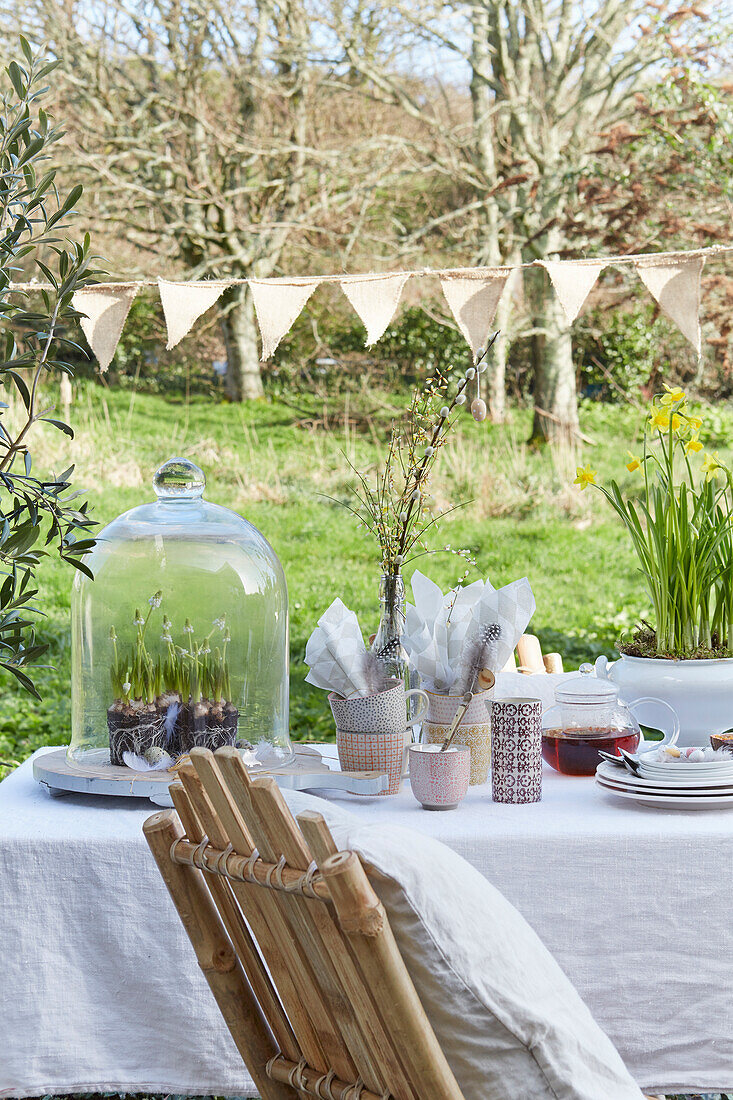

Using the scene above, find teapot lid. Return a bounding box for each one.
[554,663,619,705]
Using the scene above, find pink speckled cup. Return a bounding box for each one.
[408,743,471,810]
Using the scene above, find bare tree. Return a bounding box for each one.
[7,0,721,419]
[328,0,713,439]
[564,54,732,381]
[22,0,389,399]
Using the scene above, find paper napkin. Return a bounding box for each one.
[403,571,536,692]
[305,598,372,698]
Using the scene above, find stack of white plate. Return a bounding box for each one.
[595,752,733,809]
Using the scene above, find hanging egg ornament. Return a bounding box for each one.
[471,397,488,422]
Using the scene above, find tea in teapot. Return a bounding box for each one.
[542,726,640,776]
[541,665,679,776]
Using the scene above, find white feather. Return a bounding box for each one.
[122,749,174,772]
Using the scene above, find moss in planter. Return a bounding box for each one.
[618,624,731,661]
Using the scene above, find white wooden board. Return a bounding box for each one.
[33,746,389,806]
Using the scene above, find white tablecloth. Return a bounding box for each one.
[2,746,732,1097]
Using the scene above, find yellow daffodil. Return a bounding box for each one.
[685,435,703,455]
[670,412,684,432]
[684,413,703,432]
[648,407,670,431]
[661,384,686,406]
[626,451,642,472]
[702,452,725,483]
[574,465,597,491]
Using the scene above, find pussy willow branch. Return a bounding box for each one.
[394,333,498,567]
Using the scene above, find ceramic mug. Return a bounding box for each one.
[423,688,492,785]
[408,743,471,810]
[329,681,429,734]
[491,697,543,804]
[336,727,408,796]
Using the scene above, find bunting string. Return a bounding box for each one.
[5,244,730,368]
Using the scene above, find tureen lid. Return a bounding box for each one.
[554,663,619,705]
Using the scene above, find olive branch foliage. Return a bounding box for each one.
[0,38,98,697]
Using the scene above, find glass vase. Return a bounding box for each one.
[371,572,408,682]
[371,571,421,731]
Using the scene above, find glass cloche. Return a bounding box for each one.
[70,458,291,768]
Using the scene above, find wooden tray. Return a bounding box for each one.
[33,746,389,806]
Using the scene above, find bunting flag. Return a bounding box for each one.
[539,260,606,324]
[340,272,411,345]
[248,277,322,360]
[158,278,229,349]
[50,245,730,371]
[72,285,139,372]
[439,271,510,354]
[634,256,704,355]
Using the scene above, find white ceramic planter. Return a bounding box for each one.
[595,653,733,747]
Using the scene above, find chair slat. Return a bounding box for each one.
[143,810,294,1100]
[169,776,298,1064]
[516,633,546,674]
[200,749,340,1077]
[297,809,424,1100]
[232,772,360,1085]
[248,774,421,1100]
[296,810,338,863]
[177,758,325,1077]
[321,849,465,1100]
[215,753,420,1098]
[543,652,564,673]
[148,747,468,1100]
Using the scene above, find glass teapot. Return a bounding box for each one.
[541,664,680,775]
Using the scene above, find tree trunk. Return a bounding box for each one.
[530,275,579,444]
[220,283,263,401]
[470,3,508,422]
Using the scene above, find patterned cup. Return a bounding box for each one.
[491,697,543,804]
[423,689,492,785]
[329,681,428,734]
[336,727,407,796]
[408,743,471,810]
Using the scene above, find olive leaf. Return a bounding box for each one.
[0,41,100,698]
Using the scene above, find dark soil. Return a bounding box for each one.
[107,700,161,766]
[109,696,251,762]
[618,624,731,661]
[177,699,240,753]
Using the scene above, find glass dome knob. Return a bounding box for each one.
[153,457,206,501]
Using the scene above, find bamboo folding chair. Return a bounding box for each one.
[144,744,466,1100]
[146,738,655,1100]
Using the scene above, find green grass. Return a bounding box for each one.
[1,382,732,778]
